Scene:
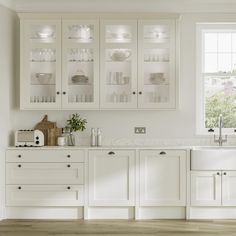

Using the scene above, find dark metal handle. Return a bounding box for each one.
[132,91,136,95]
[18,186,21,190]
[63,91,66,95]
[18,164,21,168]
[108,151,115,155]
[67,155,71,158]
[67,164,71,168]
[139,91,142,95]
[18,155,21,158]
[56,91,60,95]
[67,186,71,190]
[208,128,214,133]
[223,172,227,175]
[217,172,220,175]
[159,151,166,155]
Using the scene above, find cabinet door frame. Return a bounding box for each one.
[139,150,186,206]
[62,20,100,109]
[191,171,222,206]
[20,19,62,110]
[88,150,135,206]
[222,171,236,206]
[138,19,177,110]
[100,20,138,109]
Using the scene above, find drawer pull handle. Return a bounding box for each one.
[18,155,21,158]
[18,186,21,190]
[67,186,71,190]
[67,164,71,168]
[159,151,166,155]
[108,151,115,155]
[67,155,71,158]
[224,172,227,175]
[217,172,220,175]
[18,164,21,168]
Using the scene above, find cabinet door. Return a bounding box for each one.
[88,150,135,206]
[6,163,84,184]
[6,185,84,206]
[20,20,62,109]
[62,20,99,109]
[138,20,176,109]
[140,150,186,206]
[222,171,236,206]
[191,171,221,206]
[100,20,138,109]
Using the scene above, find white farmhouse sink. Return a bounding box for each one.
[191,146,236,170]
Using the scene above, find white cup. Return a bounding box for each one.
[57,137,66,146]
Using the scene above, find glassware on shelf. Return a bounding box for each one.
[30,95,56,103]
[31,26,56,40]
[68,94,93,103]
[144,53,169,62]
[109,49,131,61]
[106,71,130,85]
[68,48,94,62]
[68,25,93,41]
[105,25,132,43]
[71,69,89,84]
[109,91,129,103]
[31,49,56,62]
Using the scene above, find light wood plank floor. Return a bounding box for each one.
[0,220,236,236]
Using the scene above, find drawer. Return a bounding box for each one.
[6,163,84,184]
[6,185,84,206]
[6,150,84,163]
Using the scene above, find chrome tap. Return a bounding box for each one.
[214,114,227,146]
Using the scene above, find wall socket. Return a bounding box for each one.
[134,127,146,134]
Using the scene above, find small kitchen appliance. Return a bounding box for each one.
[15,130,44,147]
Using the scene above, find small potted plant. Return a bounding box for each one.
[66,113,87,146]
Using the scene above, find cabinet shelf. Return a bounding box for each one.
[30,83,56,86]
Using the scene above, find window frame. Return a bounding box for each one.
[196,23,236,135]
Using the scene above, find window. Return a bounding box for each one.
[196,23,236,134]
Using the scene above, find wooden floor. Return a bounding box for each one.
[0,219,236,236]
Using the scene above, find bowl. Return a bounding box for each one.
[149,73,165,84]
[71,75,89,84]
[35,73,53,84]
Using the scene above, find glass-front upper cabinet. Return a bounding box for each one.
[20,20,61,109]
[138,20,176,109]
[100,20,137,109]
[62,20,99,109]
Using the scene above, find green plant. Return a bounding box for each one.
[66,113,87,132]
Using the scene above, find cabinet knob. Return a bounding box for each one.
[223,172,227,175]
[56,91,60,95]
[108,151,115,155]
[67,164,71,168]
[132,91,136,95]
[63,91,66,95]
[18,164,21,168]
[67,155,71,158]
[18,186,21,190]
[217,172,220,175]
[67,186,71,190]
[139,91,142,95]
[18,155,21,158]
[159,151,166,155]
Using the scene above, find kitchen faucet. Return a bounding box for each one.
[214,114,227,146]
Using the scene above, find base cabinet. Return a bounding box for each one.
[139,150,186,206]
[88,150,135,206]
[191,171,236,207]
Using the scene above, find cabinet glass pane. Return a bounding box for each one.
[30,48,57,104]
[30,25,56,43]
[106,25,132,43]
[143,25,169,44]
[105,48,132,103]
[67,48,94,104]
[67,24,94,43]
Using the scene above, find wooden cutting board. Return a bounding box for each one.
[34,115,57,146]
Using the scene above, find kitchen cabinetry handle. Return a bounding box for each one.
[18,164,21,168]
[56,91,60,95]
[18,155,21,158]
[63,91,66,95]
[67,186,71,190]
[18,186,21,190]
[139,91,142,95]
[108,151,115,155]
[217,172,220,175]
[132,91,136,95]
[67,155,71,158]
[223,172,227,175]
[67,164,71,168]
[159,151,166,155]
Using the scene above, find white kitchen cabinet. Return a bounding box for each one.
[62,20,99,109]
[100,20,138,109]
[88,150,135,206]
[6,185,84,206]
[191,171,236,207]
[138,20,176,109]
[191,171,221,206]
[139,150,186,206]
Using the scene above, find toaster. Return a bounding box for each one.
[15,130,44,147]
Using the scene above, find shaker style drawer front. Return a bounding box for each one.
[6,185,84,206]
[6,163,84,184]
[6,150,85,163]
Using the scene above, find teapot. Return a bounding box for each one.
[110,49,131,61]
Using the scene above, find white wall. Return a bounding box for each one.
[0,3,17,219]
